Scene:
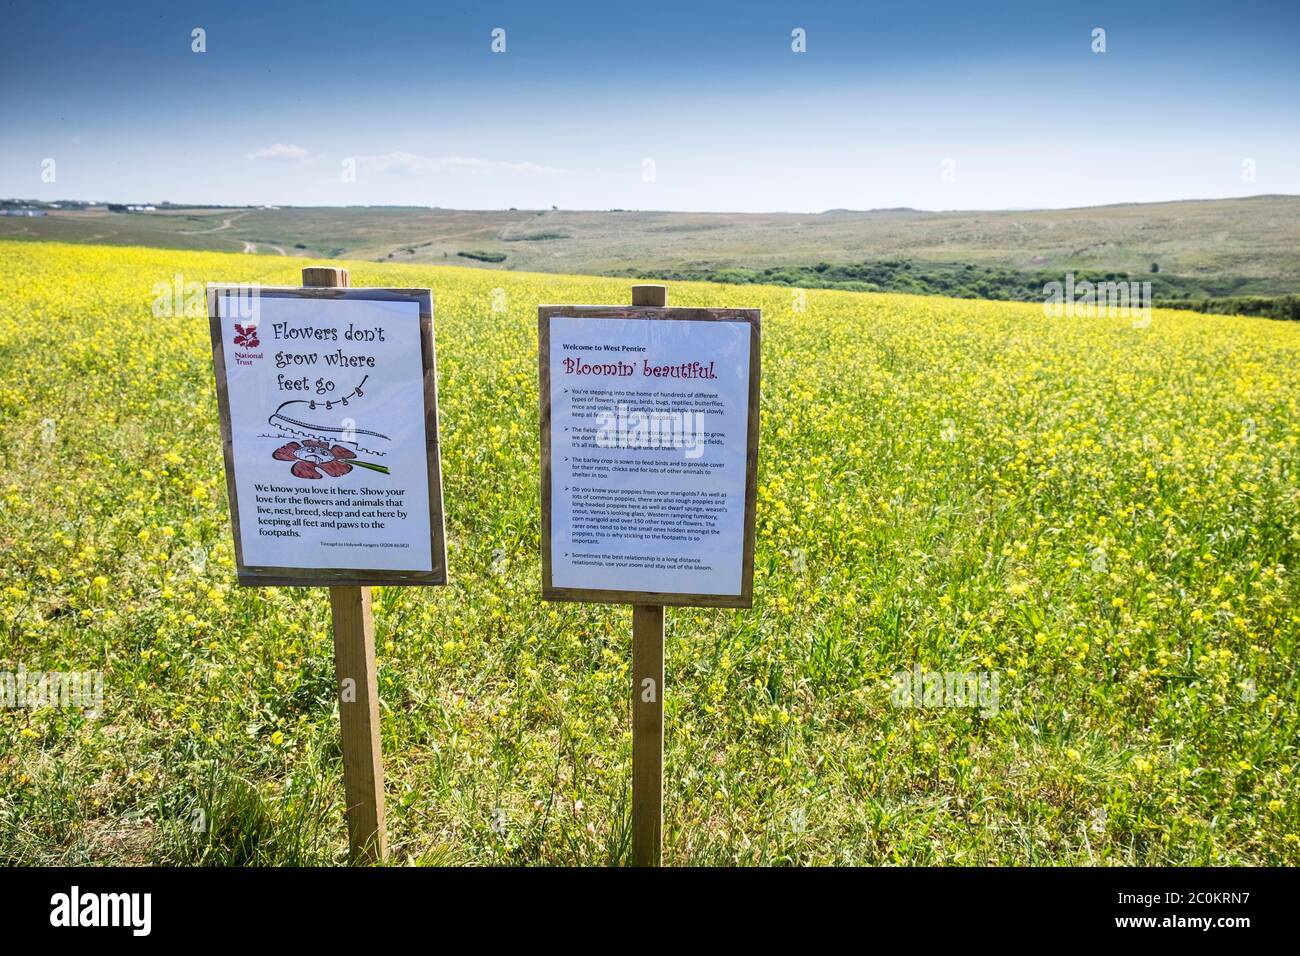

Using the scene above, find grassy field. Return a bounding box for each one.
[5,196,1300,295]
[1,240,1298,865]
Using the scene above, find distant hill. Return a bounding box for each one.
[3,196,1298,309]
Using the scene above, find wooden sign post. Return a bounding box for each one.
[539,284,760,866]
[208,266,447,863]
[631,601,664,866]
[630,283,666,867]
[307,267,385,864]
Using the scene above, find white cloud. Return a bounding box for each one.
[358,151,562,176]
[442,155,564,175]
[358,150,436,175]
[246,143,313,163]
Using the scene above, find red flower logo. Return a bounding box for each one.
[233,324,260,348]
[272,439,358,479]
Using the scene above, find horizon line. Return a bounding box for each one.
[3,193,1296,218]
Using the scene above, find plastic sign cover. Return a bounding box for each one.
[217,294,433,572]
[547,315,752,596]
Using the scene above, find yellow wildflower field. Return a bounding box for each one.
[1,240,1298,864]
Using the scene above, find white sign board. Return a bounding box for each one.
[540,307,759,607]
[209,287,446,586]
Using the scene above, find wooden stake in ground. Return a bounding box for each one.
[301,265,388,864]
[630,283,667,867]
[539,281,759,868]
[632,603,664,866]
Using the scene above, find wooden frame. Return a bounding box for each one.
[208,284,448,587]
[538,304,761,608]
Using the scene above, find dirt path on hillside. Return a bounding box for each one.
[183,211,250,235]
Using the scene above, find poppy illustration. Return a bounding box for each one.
[272,439,389,479]
[233,324,260,348]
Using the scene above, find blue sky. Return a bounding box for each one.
[2,0,1297,211]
